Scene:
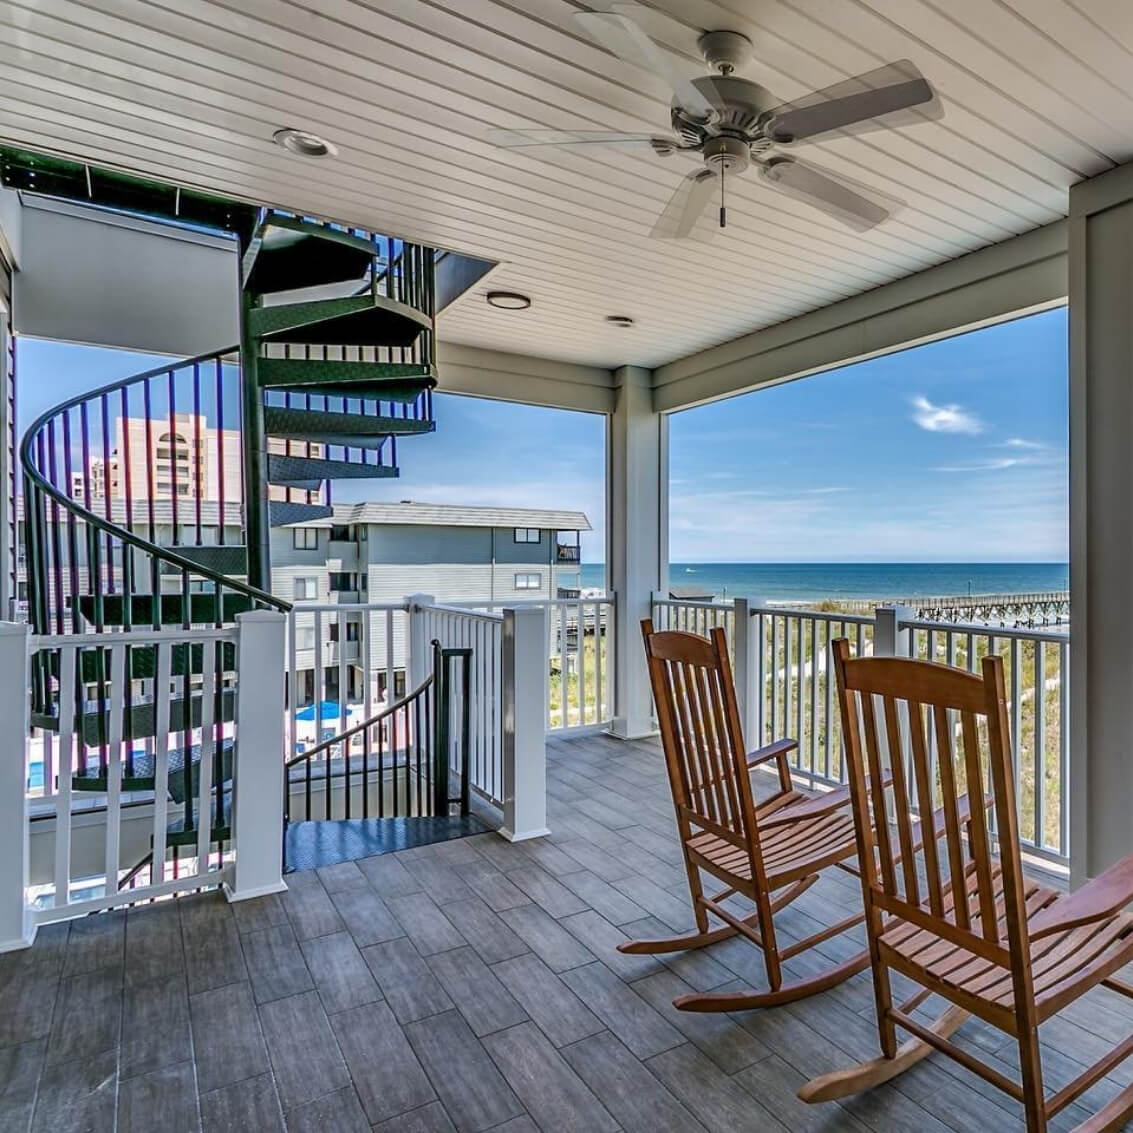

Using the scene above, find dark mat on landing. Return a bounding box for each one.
[284,814,493,872]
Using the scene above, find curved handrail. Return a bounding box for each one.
[285,672,434,769]
[20,345,289,616]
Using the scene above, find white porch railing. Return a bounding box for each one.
[650,595,1071,867]
[413,601,504,807]
[446,596,615,735]
[285,601,409,764]
[7,612,286,942]
[898,614,1069,865]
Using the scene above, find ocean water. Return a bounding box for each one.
[579,562,1069,603]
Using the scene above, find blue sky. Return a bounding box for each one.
[670,306,1068,563]
[16,305,1067,564]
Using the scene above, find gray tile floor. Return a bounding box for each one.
[2,734,1131,1132]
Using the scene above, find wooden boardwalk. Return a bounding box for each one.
[1,733,1128,1132]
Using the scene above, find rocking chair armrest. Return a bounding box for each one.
[1027,854,1133,940]
[760,783,852,829]
[760,772,894,830]
[746,738,798,769]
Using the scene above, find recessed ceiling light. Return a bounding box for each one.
[605,315,635,327]
[272,128,337,158]
[486,290,532,310]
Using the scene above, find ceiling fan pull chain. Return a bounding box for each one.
[719,164,727,228]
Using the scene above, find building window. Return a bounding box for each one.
[293,528,319,550]
[514,527,540,544]
[329,621,361,643]
[294,577,318,600]
[514,572,542,590]
[330,524,351,541]
[328,572,353,592]
[294,626,315,650]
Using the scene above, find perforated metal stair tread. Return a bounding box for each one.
[68,738,235,798]
[243,223,375,294]
[34,688,237,745]
[73,592,253,627]
[263,405,434,442]
[249,295,430,347]
[267,453,398,485]
[160,545,248,577]
[257,357,436,400]
[269,501,334,527]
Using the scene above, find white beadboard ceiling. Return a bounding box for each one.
[0,0,1128,369]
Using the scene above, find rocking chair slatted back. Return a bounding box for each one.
[831,639,1032,969]
[627,621,869,1014]
[643,620,761,858]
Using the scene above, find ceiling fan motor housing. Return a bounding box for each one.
[702,135,750,174]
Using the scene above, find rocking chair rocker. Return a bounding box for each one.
[618,619,870,1012]
[801,639,1133,1132]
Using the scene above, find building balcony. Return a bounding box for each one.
[327,539,359,571]
[555,543,581,563]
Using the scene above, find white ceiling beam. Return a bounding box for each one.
[435,342,614,415]
[652,219,1067,413]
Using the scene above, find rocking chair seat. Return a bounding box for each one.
[880,864,1133,1030]
[686,804,858,889]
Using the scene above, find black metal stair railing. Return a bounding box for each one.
[20,347,290,713]
[283,644,471,865]
[21,346,289,626]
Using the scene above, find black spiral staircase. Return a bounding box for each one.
[13,154,443,887]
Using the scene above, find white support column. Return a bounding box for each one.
[407,593,436,690]
[608,365,667,739]
[731,598,765,747]
[0,622,34,950]
[1069,162,1133,885]
[226,610,288,903]
[500,605,549,841]
[873,605,913,657]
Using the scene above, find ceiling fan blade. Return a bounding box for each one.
[651,169,717,239]
[758,157,900,232]
[764,61,941,144]
[486,128,677,149]
[607,2,704,57]
[574,10,720,121]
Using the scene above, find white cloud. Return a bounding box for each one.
[1002,437,1045,449]
[910,395,983,435]
[800,486,847,494]
[933,458,1024,473]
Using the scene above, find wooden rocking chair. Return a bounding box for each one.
[801,639,1133,1132]
[618,619,870,1012]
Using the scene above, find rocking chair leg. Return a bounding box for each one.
[1018,1023,1048,1133]
[618,911,760,955]
[797,1004,970,1102]
[675,949,870,1012]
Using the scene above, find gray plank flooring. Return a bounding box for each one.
[3,733,1132,1131]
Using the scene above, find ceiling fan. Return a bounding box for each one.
[487,3,942,238]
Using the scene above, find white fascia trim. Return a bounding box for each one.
[653,220,1068,413]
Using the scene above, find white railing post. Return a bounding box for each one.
[227,610,288,904]
[732,597,765,748]
[0,623,33,951]
[407,593,436,689]
[874,604,913,657]
[501,605,550,842]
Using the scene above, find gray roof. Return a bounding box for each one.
[312,501,591,531]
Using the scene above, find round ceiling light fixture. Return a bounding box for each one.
[272,127,337,158]
[605,315,635,328]
[486,290,532,310]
